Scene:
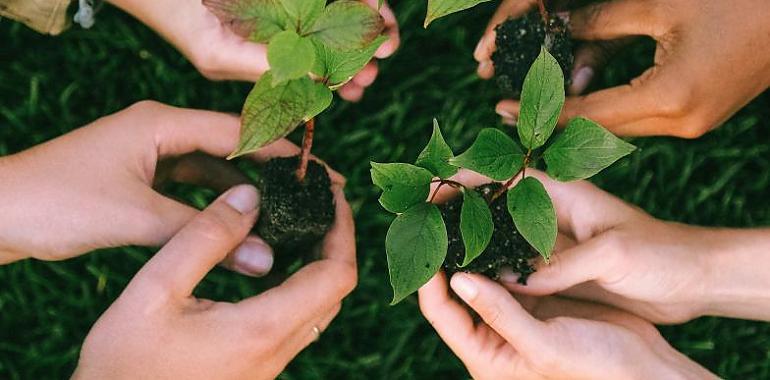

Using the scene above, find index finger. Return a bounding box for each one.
[236,186,357,337]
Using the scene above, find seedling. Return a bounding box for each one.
[424,0,574,98]
[203,0,388,253]
[205,0,387,179]
[372,49,636,304]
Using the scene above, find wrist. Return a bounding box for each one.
[701,228,770,321]
[0,156,27,264]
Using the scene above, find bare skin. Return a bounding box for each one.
[73,184,358,380]
[0,101,342,277]
[419,272,717,380]
[106,0,400,102]
[475,0,770,138]
[432,169,770,325]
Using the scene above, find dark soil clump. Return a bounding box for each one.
[441,183,538,284]
[492,10,574,98]
[255,156,335,255]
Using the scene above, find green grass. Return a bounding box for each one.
[1,1,770,378]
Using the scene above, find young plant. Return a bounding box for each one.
[424,0,573,98]
[371,49,636,304]
[204,0,388,180]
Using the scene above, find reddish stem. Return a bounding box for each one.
[537,0,549,24]
[296,118,315,182]
[490,150,532,202]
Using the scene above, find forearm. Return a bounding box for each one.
[702,228,770,321]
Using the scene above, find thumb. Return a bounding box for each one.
[450,273,547,355]
[130,185,259,299]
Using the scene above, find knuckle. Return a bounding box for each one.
[674,116,710,139]
[127,100,164,113]
[190,48,224,80]
[189,210,243,244]
[599,230,628,263]
[656,87,693,118]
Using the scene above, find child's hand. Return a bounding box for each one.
[73,184,357,380]
[419,272,717,380]
[106,0,400,102]
[0,101,330,274]
[477,0,770,138]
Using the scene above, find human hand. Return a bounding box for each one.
[477,0,770,138]
[107,0,399,102]
[73,183,357,380]
[0,101,338,274]
[419,271,717,380]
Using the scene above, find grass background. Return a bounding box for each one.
[1,1,769,378]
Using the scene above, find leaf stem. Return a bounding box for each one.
[428,179,465,203]
[537,0,549,24]
[296,118,315,182]
[490,149,532,202]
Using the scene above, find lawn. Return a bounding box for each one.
[1,1,769,379]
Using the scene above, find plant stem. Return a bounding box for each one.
[428,179,465,203]
[296,118,315,183]
[537,0,549,24]
[490,149,532,202]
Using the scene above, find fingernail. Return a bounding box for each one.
[571,66,594,95]
[478,60,492,73]
[233,237,273,276]
[224,185,259,214]
[474,34,487,59]
[499,270,521,284]
[497,108,516,120]
[450,274,478,301]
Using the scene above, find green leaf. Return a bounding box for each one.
[506,177,557,262]
[415,119,458,179]
[424,0,492,28]
[544,118,637,181]
[449,128,525,181]
[459,189,493,267]
[386,203,447,304]
[229,73,332,158]
[518,47,565,150]
[278,0,325,33]
[308,0,384,51]
[203,0,290,43]
[311,35,387,86]
[267,30,316,85]
[371,162,434,214]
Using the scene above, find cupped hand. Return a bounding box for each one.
[107,0,399,102]
[0,101,339,276]
[477,0,770,138]
[73,184,357,380]
[428,168,714,324]
[419,272,717,380]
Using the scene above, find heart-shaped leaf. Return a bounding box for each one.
[459,189,493,267]
[450,128,525,181]
[229,72,332,158]
[311,35,387,86]
[371,162,434,214]
[544,117,637,181]
[518,47,565,150]
[267,30,316,85]
[308,0,384,51]
[386,203,447,304]
[424,0,493,28]
[415,119,458,179]
[506,177,557,262]
[278,0,325,33]
[203,0,290,43]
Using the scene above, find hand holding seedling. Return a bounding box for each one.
[476,0,770,137]
[493,170,770,324]
[0,101,325,277]
[73,184,357,380]
[418,271,718,380]
[106,0,399,102]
